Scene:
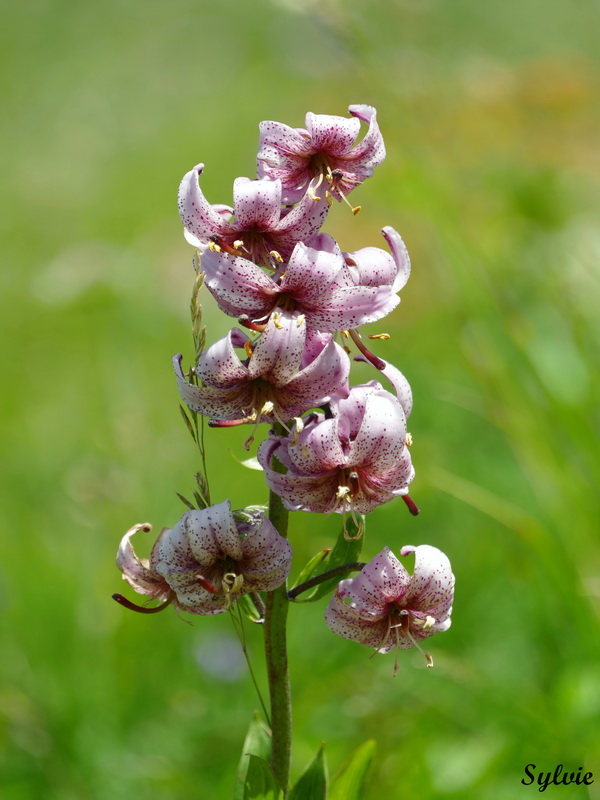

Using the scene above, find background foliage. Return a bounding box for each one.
[1,0,599,797]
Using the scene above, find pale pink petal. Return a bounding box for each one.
[400,545,455,623]
[232,177,282,231]
[116,523,169,598]
[348,391,407,470]
[346,105,386,166]
[305,112,361,153]
[325,586,391,650]
[178,164,231,245]
[196,331,250,388]
[285,339,350,405]
[248,311,306,384]
[173,354,254,420]
[200,248,279,320]
[287,418,347,473]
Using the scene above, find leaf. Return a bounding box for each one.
[230,450,264,471]
[244,755,281,800]
[233,714,272,800]
[179,404,197,442]
[293,518,365,603]
[237,592,264,623]
[176,492,196,511]
[290,549,331,592]
[328,740,376,800]
[289,743,327,800]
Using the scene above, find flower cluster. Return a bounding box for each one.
[115,104,454,665]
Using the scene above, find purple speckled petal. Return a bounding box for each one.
[348,391,407,470]
[173,354,254,420]
[287,417,347,474]
[200,248,279,320]
[232,177,282,231]
[116,523,169,598]
[285,339,350,406]
[305,112,361,153]
[273,191,330,254]
[248,310,305,384]
[341,547,409,611]
[325,585,391,650]
[346,105,386,166]
[238,516,293,590]
[178,164,231,247]
[400,545,455,623]
[196,331,250,388]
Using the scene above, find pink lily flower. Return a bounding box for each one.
[174,312,350,432]
[257,383,414,515]
[200,227,409,333]
[178,165,329,267]
[115,501,293,616]
[325,545,454,669]
[257,104,385,207]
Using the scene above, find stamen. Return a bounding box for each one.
[290,417,304,446]
[348,329,386,370]
[244,340,254,358]
[269,250,284,263]
[392,610,434,668]
[209,413,258,429]
[272,312,284,330]
[368,333,390,340]
[222,572,244,593]
[237,315,268,333]
[112,593,173,614]
[405,432,413,447]
[196,575,221,594]
[401,494,420,516]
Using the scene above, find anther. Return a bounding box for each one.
[405,432,413,447]
[244,340,254,358]
[269,250,284,263]
[401,494,420,516]
[368,333,390,340]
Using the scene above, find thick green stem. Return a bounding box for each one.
[265,483,291,795]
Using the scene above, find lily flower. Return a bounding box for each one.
[257,383,414,515]
[324,545,454,670]
[178,165,329,267]
[115,501,293,616]
[257,104,385,207]
[200,228,408,332]
[174,312,350,436]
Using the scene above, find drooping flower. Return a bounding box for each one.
[178,166,329,267]
[174,313,350,434]
[115,500,293,616]
[257,105,385,207]
[257,383,414,515]
[324,545,454,669]
[200,228,408,332]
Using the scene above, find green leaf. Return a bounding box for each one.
[328,740,376,800]
[233,714,272,800]
[236,592,264,623]
[293,517,365,603]
[289,743,327,800]
[291,549,331,592]
[244,755,281,800]
[176,492,196,511]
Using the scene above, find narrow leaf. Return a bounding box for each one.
[289,743,327,800]
[329,740,376,800]
[233,714,272,800]
[176,492,196,511]
[179,404,197,442]
[237,592,264,624]
[291,549,331,592]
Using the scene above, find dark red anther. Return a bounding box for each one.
[402,494,420,516]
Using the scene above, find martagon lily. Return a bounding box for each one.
[257,104,385,209]
[178,167,329,267]
[325,545,454,672]
[258,383,414,518]
[115,500,293,616]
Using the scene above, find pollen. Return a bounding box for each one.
[269,250,284,263]
[405,432,413,447]
[368,333,390,340]
[244,340,254,358]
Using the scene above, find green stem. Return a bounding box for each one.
[265,483,291,795]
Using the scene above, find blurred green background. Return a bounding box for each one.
[1,0,599,797]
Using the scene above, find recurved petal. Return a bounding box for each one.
[173,353,254,419]
[400,544,455,622]
[178,164,231,244]
[287,417,347,474]
[381,226,411,292]
[325,584,391,650]
[185,501,244,563]
[238,516,293,590]
[285,339,350,406]
[305,112,361,153]
[116,523,169,597]
[196,331,250,388]
[342,547,410,611]
[248,310,305,384]
[346,105,386,166]
[348,391,407,471]
[273,190,330,253]
[280,234,347,299]
[308,285,399,331]
[232,177,283,231]
[200,248,279,320]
